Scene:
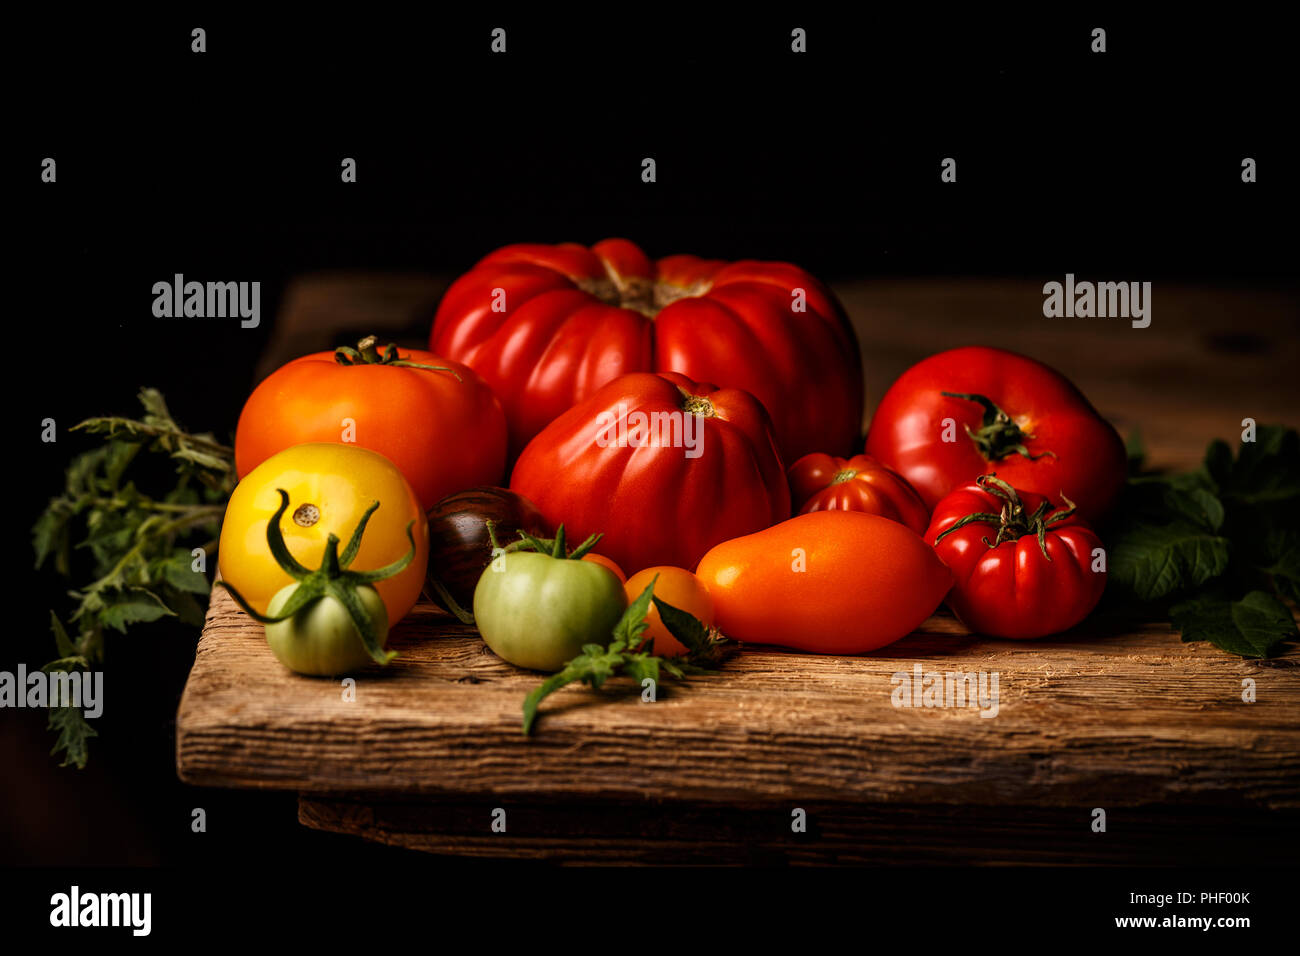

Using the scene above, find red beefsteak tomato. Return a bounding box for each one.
[235,336,507,511]
[510,371,790,575]
[430,238,863,463]
[926,475,1107,639]
[865,347,1126,522]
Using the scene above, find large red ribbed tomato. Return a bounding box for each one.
[510,372,790,576]
[430,238,863,463]
[865,347,1126,523]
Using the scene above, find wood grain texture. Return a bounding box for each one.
[178,588,1300,809]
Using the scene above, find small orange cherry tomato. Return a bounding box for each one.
[623,566,714,657]
[787,452,930,535]
[582,552,626,584]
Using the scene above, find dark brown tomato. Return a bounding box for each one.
[426,486,552,615]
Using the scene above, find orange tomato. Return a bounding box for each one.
[695,511,950,654]
[235,336,507,511]
[582,552,626,584]
[787,453,930,534]
[623,566,714,657]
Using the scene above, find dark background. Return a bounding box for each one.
[6,7,1296,910]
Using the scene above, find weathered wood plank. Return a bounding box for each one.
[296,793,1300,865]
[177,589,1300,808]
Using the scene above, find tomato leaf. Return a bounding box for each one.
[1109,521,1231,601]
[31,388,237,767]
[1107,423,1299,659]
[1170,590,1298,658]
[98,589,176,633]
[652,595,709,652]
[620,654,662,689]
[611,577,657,648]
[522,585,737,735]
[49,611,78,660]
[47,703,98,770]
[1216,426,1300,506]
[1256,528,1300,603]
[154,549,212,595]
[522,670,579,734]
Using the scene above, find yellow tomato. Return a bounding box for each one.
[623,566,714,657]
[218,443,429,620]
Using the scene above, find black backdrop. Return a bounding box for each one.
[7,7,1297,922]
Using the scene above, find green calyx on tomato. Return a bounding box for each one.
[941,391,1056,463]
[486,521,603,563]
[933,474,1077,559]
[333,334,462,380]
[219,488,417,667]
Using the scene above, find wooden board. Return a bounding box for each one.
[176,275,1300,863]
[178,591,1300,807]
[293,794,1300,865]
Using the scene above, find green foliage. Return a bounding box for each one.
[32,389,235,766]
[1108,425,1299,658]
[522,578,738,734]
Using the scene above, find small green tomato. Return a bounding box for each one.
[473,551,627,671]
[264,582,389,677]
[219,488,414,678]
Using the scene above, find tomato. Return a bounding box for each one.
[510,371,790,576]
[473,551,627,671]
[696,511,951,653]
[582,552,626,584]
[430,238,863,462]
[864,346,1126,523]
[426,486,551,617]
[235,335,508,510]
[926,475,1106,639]
[219,443,429,620]
[788,452,929,533]
[264,582,389,676]
[623,566,714,657]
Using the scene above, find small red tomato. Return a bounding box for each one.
[787,453,930,534]
[925,475,1107,639]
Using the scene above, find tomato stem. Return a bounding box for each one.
[933,474,1078,560]
[491,521,604,561]
[334,334,463,381]
[425,575,476,626]
[680,392,716,418]
[942,391,1056,463]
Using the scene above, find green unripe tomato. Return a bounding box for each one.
[264,582,389,676]
[473,552,627,670]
